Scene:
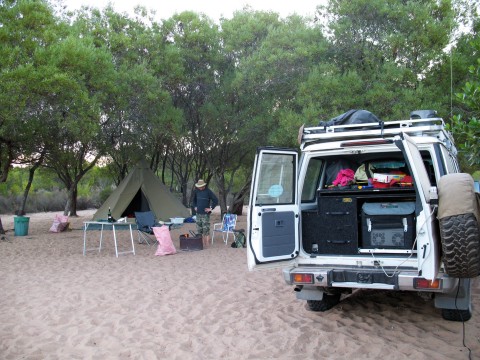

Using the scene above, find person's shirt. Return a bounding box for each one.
[192,188,218,215]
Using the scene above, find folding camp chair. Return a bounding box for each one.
[135,211,161,245]
[212,213,237,244]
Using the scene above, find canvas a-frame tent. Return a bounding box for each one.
[93,162,190,221]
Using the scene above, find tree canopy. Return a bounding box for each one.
[1,0,479,215]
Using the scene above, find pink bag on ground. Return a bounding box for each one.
[49,214,69,233]
[153,226,176,256]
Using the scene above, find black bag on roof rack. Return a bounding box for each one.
[318,109,381,127]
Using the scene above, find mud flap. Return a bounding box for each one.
[434,278,471,310]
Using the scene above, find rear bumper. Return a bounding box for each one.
[282,266,460,293]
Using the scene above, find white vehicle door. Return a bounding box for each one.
[395,133,440,280]
[247,148,299,271]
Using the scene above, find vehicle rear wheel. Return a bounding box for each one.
[441,308,472,322]
[307,293,341,312]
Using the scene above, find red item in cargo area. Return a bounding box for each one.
[372,175,413,189]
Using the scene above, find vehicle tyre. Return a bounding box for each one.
[439,213,480,278]
[438,173,480,278]
[307,293,341,312]
[441,308,472,322]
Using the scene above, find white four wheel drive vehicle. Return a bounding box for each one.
[247,110,480,321]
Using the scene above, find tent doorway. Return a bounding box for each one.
[122,189,150,218]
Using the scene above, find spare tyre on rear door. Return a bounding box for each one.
[437,173,480,278]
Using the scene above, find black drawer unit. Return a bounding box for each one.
[316,196,358,255]
[302,210,322,254]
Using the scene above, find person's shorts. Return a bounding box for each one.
[196,214,211,235]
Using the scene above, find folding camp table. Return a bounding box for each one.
[83,221,136,258]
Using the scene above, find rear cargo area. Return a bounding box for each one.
[300,152,424,257]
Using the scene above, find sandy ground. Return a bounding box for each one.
[1,209,480,359]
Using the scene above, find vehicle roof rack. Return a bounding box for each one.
[300,118,449,146]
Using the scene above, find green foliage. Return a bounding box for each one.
[308,0,457,121]
[0,0,478,214]
[0,168,26,196]
[0,165,113,213]
[321,0,455,75]
[450,37,480,168]
[0,0,63,181]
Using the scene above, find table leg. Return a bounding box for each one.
[129,224,135,255]
[99,224,104,253]
[112,224,119,258]
[83,223,87,256]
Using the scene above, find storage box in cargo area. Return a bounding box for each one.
[361,202,415,250]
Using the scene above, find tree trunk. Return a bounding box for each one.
[19,152,45,215]
[230,180,250,215]
[181,178,189,208]
[213,176,228,216]
[64,184,78,216]
[0,217,5,235]
[217,188,228,216]
[19,166,37,215]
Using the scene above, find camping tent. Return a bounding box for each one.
[93,161,190,221]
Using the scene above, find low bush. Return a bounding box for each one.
[0,190,98,215]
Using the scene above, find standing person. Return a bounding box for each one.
[192,179,218,248]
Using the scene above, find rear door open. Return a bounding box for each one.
[247,148,299,271]
[395,133,440,280]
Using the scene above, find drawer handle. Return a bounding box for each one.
[327,240,351,244]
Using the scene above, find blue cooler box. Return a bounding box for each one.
[361,202,415,249]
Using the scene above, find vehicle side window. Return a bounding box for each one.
[420,152,436,185]
[441,146,460,173]
[301,158,323,202]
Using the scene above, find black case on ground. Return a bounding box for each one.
[179,234,203,251]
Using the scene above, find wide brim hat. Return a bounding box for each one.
[195,179,207,188]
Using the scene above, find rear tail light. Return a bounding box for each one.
[414,278,442,289]
[292,273,314,284]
